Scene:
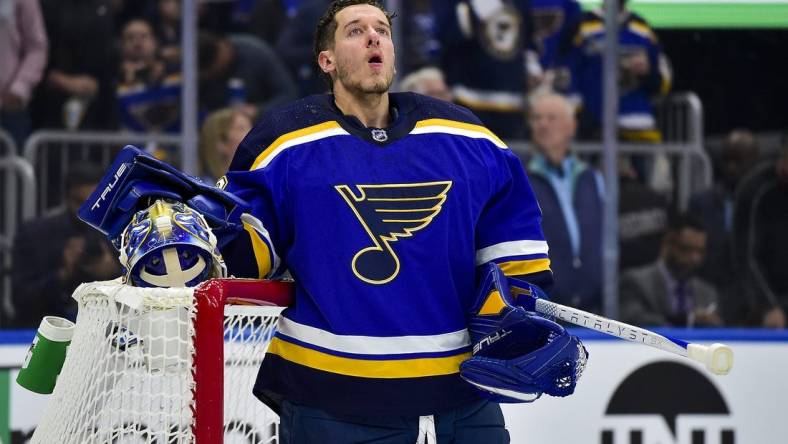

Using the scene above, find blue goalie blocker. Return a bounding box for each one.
[77,145,250,247]
[461,263,588,403]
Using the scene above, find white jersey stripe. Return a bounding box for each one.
[475,240,550,265]
[253,127,350,170]
[240,213,281,272]
[276,317,471,356]
[410,125,508,149]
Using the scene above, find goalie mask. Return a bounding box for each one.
[119,199,227,287]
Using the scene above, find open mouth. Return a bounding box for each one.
[368,54,384,68]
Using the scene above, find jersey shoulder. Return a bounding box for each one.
[230,95,339,171]
[624,12,659,43]
[398,92,485,127]
[396,93,509,153]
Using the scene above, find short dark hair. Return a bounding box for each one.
[667,212,706,234]
[313,0,394,89]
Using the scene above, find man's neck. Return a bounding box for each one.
[659,258,689,285]
[333,88,390,128]
[540,146,571,169]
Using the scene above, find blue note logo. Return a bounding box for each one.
[335,181,452,284]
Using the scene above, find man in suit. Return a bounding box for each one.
[619,213,723,327]
[525,92,603,313]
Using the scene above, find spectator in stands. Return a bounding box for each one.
[32,0,118,130]
[690,129,760,325]
[619,156,672,270]
[398,0,441,74]
[198,31,298,118]
[398,67,453,102]
[433,0,538,140]
[248,0,297,46]
[111,0,156,29]
[153,0,182,66]
[266,0,333,96]
[116,18,182,134]
[733,133,788,329]
[529,0,581,91]
[562,0,671,143]
[525,92,603,312]
[619,213,722,327]
[198,107,253,183]
[11,163,120,328]
[0,0,48,150]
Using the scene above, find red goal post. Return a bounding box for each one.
[31,278,293,444]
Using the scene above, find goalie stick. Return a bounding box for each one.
[511,287,734,376]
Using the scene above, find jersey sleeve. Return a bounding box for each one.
[218,117,291,280]
[475,148,553,290]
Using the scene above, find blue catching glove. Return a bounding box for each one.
[461,262,589,403]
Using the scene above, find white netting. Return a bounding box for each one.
[31,280,283,444]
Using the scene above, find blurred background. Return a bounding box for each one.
[3,0,786,329]
[1,0,787,442]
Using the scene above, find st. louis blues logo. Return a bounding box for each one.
[335,181,452,284]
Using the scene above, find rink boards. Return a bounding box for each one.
[1,328,785,443]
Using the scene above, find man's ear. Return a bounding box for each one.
[318,50,335,75]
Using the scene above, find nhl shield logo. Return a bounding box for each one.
[371,129,388,142]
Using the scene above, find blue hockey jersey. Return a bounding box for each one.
[220,93,552,416]
[116,71,182,133]
[432,0,536,139]
[562,9,671,140]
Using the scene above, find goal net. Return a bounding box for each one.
[31,278,293,444]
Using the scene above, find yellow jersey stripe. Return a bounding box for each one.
[243,221,272,278]
[250,121,348,170]
[412,118,507,148]
[498,258,552,276]
[453,95,523,114]
[267,337,470,378]
[619,128,662,143]
[579,21,604,38]
[628,21,657,43]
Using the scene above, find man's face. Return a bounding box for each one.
[218,112,253,160]
[664,228,707,280]
[528,96,576,165]
[122,21,157,63]
[721,142,758,191]
[158,0,180,23]
[323,4,396,95]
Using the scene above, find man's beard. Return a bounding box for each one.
[336,63,393,95]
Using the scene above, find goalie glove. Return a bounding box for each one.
[461,263,588,402]
[466,261,550,341]
[78,145,250,249]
